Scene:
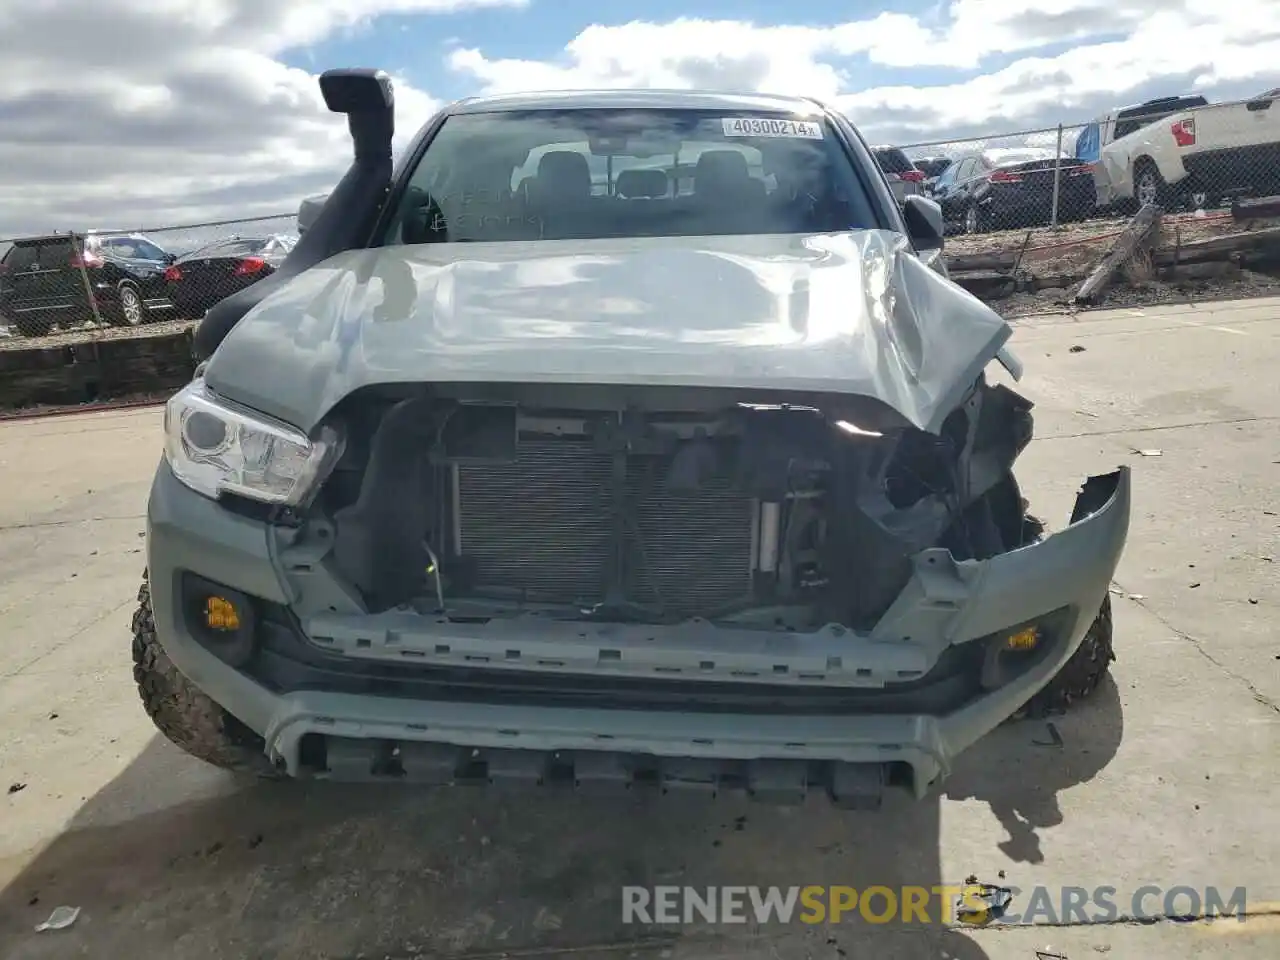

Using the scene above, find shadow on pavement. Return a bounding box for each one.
[0,681,1123,960]
[945,675,1124,865]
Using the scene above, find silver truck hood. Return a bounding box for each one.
[203,230,1013,434]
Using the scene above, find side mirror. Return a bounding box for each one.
[902,195,944,251]
[164,252,178,264]
[319,68,395,162]
[297,193,329,236]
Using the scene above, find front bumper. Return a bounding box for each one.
[145,463,1131,802]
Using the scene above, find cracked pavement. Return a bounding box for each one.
[0,297,1277,959]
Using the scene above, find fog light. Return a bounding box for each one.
[1004,626,1039,652]
[204,595,241,632]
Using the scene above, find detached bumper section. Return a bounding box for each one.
[145,464,1130,802]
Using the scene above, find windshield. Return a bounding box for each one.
[382,108,878,245]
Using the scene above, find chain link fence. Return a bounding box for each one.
[5,91,1280,341]
[0,214,296,342]
[888,92,1280,239]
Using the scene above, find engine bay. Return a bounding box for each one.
[310,378,1035,630]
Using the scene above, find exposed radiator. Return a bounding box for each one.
[456,438,755,617]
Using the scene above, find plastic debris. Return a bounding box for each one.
[956,879,1015,926]
[1135,449,1162,457]
[35,906,80,932]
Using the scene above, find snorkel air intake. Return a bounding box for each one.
[193,68,396,360]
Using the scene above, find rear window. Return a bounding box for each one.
[12,238,76,267]
[1113,97,1208,139]
[872,147,917,174]
[3,244,39,271]
[192,238,270,258]
[382,107,880,244]
[100,236,169,260]
[913,157,952,178]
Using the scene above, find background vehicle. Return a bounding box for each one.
[165,235,295,318]
[297,195,329,236]
[872,146,927,203]
[0,232,175,337]
[930,149,1096,233]
[912,155,953,180]
[1074,92,1280,210]
[133,72,1124,806]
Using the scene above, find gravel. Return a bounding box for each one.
[0,317,195,352]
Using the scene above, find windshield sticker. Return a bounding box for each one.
[721,117,823,140]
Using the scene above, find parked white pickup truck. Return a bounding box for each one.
[1075,92,1280,211]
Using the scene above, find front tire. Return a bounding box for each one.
[114,282,145,327]
[132,571,276,774]
[1026,595,1115,716]
[1006,507,1115,717]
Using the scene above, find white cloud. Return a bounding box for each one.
[0,0,523,237]
[2,0,1279,237]
[449,1,1280,143]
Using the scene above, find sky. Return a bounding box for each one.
[1,0,1278,238]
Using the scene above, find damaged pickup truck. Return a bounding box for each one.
[134,71,1131,806]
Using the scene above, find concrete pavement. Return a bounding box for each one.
[0,296,1276,959]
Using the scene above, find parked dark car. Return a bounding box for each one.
[929,150,1097,233]
[871,146,927,203]
[0,232,175,337]
[912,155,953,179]
[165,236,295,318]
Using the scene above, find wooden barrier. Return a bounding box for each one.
[0,326,196,412]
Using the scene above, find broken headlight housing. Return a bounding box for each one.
[163,378,343,506]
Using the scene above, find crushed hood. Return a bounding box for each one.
[202,230,1012,434]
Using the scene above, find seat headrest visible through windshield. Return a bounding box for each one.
[615,168,669,199]
[694,150,758,201]
[535,151,592,200]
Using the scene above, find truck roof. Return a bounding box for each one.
[447,88,826,116]
[1115,94,1208,117]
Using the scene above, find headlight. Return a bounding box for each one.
[163,378,343,506]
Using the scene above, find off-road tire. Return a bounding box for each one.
[1024,594,1114,716]
[132,571,276,775]
[1011,512,1115,717]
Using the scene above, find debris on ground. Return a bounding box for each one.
[8,782,26,794]
[1134,449,1163,457]
[956,878,1016,926]
[34,906,80,932]
[1070,204,1163,305]
[1069,344,1086,353]
[1032,722,1065,748]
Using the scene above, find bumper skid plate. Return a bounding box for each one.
[316,735,890,808]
